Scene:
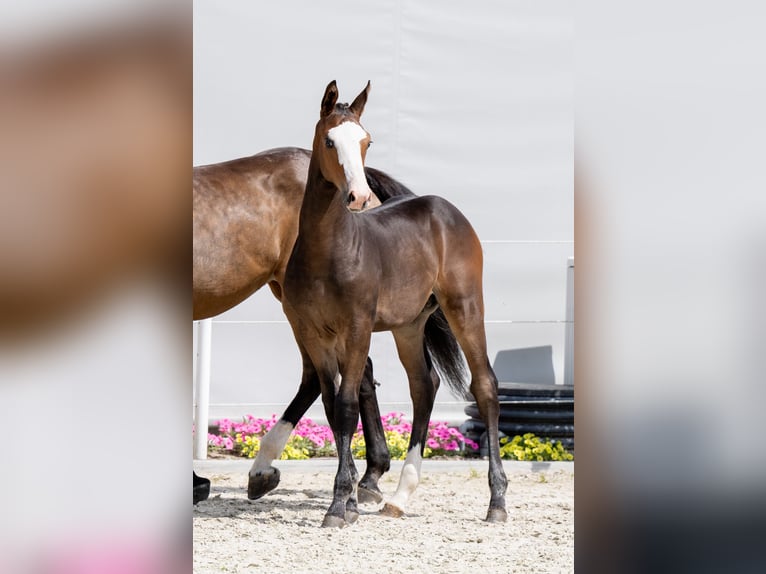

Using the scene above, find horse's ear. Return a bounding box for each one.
[349,81,371,117]
[320,80,338,118]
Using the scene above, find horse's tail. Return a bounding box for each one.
[423,308,472,400]
[365,166,416,201]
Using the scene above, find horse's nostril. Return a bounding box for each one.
[348,192,357,205]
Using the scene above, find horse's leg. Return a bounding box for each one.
[193,471,211,504]
[258,280,388,502]
[436,290,508,522]
[246,356,387,502]
[357,357,391,503]
[380,325,437,518]
[320,336,371,528]
[247,345,319,500]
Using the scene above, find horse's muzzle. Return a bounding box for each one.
[347,189,371,211]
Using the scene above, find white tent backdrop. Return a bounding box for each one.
[193,0,573,425]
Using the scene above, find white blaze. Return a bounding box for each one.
[327,121,371,200]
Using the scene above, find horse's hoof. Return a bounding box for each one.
[247,467,281,500]
[344,509,360,524]
[193,476,211,505]
[379,503,405,518]
[485,507,508,523]
[357,485,383,504]
[321,514,347,529]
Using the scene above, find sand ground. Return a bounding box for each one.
[193,459,573,574]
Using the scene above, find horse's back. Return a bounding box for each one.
[193,147,310,196]
[364,194,483,292]
[368,194,478,240]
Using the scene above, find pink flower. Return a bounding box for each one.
[205,412,477,458]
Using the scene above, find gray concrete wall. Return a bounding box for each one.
[193,0,573,423]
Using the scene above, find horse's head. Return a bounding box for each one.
[314,80,373,212]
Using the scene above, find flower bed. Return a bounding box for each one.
[499,433,573,462]
[207,412,572,461]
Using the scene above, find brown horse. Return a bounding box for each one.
[193,147,418,503]
[282,81,508,527]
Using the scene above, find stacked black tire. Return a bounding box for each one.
[460,382,574,456]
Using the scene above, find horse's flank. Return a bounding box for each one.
[193,147,309,319]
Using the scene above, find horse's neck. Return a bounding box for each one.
[296,163,356,255]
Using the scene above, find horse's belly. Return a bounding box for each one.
[372,297,431,332]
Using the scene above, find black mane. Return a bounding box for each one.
[364,166,416,202]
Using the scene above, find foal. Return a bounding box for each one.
[194,148,403,503]
[282,81,508,527]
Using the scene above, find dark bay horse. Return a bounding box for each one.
[193,147,419,503]
[282,81,508,527]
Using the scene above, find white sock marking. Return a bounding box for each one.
[249,420,293,474]
[386,443,423,511]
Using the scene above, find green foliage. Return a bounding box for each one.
[498,433,573,461]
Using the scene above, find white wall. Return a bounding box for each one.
[193,0,573,423]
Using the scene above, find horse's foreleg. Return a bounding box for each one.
[322,346,370,528]
[193,471,211,504]
[357,357,390,503]
[247,351,320,500]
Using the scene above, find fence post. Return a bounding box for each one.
[564,257,574,386]
[193,319,213,459]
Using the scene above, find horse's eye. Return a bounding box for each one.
[325,137,334,149]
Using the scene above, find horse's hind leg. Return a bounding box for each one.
[357,357,391,503]
[437,291,508,522]
[380,324,438,518]
[469,359,508,522]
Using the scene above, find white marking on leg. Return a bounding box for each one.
[386,443,423,512]
[249,420,293,475]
